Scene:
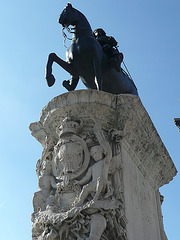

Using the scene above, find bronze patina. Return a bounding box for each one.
[45,3,138,95]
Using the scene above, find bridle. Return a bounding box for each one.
[62,26,90,48]
[62,26,75,48]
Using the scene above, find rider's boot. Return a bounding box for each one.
[110,57,120,72]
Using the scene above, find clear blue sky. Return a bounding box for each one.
[0,0,179,239]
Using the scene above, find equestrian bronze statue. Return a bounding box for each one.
[45,3,138,95]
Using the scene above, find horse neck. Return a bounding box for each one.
[72,12,93,39]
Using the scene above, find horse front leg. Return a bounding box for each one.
[45,53,75,87]
[63,76,79,91]
[45,53,56,87]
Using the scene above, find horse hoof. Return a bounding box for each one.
[46,74,55,87]
[62,80,71,91]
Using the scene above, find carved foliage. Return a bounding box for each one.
[32,117,127,240]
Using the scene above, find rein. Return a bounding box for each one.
[62,26,92,48]
[62,26,133,81]
[62,27,75,48]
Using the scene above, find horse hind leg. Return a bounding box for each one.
[93,55,103,91]
[45,53,76,87]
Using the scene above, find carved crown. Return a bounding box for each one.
[57,117,81,136]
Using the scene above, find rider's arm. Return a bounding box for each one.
[107,36,118,47]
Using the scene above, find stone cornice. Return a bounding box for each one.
[29,90,177,189]
[115,95,177,189]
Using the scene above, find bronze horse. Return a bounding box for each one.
[45,3,138,95]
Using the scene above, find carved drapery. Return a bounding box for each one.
[30,90,177,240]
[31,117,127,240]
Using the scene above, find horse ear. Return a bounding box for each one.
[67,2,72,8]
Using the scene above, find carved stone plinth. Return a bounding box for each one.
[30,90,177,240]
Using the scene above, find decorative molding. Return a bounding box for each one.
[30,90,177,239]
[30,90,177,190]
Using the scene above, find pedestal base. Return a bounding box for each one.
[30,90,177,240]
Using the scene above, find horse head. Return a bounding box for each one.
[46,4,138,95]
[59,3,80,28]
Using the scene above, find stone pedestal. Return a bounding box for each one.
[30,90,177,240]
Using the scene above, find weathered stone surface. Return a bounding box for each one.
[30,90,177,240]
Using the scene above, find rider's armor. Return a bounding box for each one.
[93,28,123,72]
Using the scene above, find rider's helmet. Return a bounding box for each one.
[93,28,106,38]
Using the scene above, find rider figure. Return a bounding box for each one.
[93,28,123,72]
